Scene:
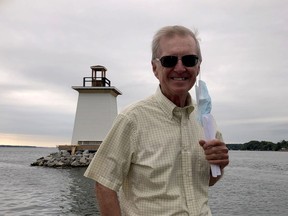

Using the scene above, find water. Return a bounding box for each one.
[209,151,288,216]
[0,148,287,216]
[0,147,99,216]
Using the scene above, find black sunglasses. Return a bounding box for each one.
[155,55,199,68]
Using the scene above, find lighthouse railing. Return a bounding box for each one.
[83,77,111,87]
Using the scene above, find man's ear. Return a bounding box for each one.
[151,61,159,78]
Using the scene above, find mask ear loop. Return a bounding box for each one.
[196,71,202,97]
[195,71,202,124]
[196,71,201,105]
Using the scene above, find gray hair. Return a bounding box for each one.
[151,25,202,62]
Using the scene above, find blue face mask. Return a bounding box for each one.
[195,80,212,122]
[195,79,222,177]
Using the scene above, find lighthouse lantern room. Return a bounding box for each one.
[71,65,122,148]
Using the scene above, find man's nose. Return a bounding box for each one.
[174,59,186,71]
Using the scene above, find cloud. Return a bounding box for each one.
[0,0,288,146]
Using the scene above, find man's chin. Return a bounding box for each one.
[172,84,193,93]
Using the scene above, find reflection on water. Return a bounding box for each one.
[66,168,100,216]
[0,148,99,216]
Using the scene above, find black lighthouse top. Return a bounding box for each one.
[83,65,111,87]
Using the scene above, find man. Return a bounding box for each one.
[84,25,229,216]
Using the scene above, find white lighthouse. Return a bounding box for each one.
[71,65,122,148]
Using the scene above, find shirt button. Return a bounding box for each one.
[183,148,190,154]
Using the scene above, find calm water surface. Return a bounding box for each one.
[0,147,287,216]
[0,147,99,216]
[209,151,287,216]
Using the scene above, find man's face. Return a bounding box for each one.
[152,35,200,102]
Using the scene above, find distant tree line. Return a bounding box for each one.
[227,140,288,151]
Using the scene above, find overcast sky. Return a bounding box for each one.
[1,0,287,147]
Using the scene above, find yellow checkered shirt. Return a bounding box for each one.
[84,87,212,215]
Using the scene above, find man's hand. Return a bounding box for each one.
[199,139,229,186]
[199,139,229,169]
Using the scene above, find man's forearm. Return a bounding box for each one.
[95,182,121,216]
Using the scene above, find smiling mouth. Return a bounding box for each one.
[171,77,188,81]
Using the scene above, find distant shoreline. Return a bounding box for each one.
[0,145,39,148]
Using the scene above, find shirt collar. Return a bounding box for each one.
[155,86,195,119]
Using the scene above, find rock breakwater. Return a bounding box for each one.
[31,150,95,168]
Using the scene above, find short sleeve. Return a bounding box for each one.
[84,113,136,191]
